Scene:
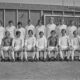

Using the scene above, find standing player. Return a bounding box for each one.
[57,19,67,37]
[59,19,67,34]
[25,19,35,38]
[12,31,23,61]
[24,30,36,61]
[68,20,77,38]
[46,17,56,38]
[6,21,16,39]
[36,31,47,61]
[36,19,46,39]
[47,30,58,60]
[1,31,13,61]
[59,29,70,60]
[59,19,67,31]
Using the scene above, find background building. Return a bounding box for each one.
[0,0,80,27]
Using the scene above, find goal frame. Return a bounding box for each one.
[44,14,80,25]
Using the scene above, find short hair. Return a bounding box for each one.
[28,30,33,35]
[38,19,42,25]
[51,30,56,34]
[61,29,66,33]
[73,30,77,35]
[18,22,22,25]
[5,31,10,36]
[39,31,44,35]
[8,20,13,24]
[16,31,21,36]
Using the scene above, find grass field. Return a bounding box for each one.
[0,61,80,80]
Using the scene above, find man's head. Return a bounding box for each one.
[61,19,65,25]
[39,31,44,38]
[71,20,75,26]
[28,30,33,37]
[38,19,42,26]
[49,17,54,24]
[18,22,22,28]
[28,19,31,25]
[5,31,10,38]
[16,31,21,38]
[61,29,66,36]
[50,30,56,37]
[8,20,13,27]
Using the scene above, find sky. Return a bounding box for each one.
[0,0,80,7]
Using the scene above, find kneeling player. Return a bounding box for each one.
[24,30,36,61]
[59,29,70,60]
[36,31,47,61]
[48,30,58,60]
[1,31,13,61]
[12,31,23,61]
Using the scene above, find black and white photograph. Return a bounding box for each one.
[0,0,80,80]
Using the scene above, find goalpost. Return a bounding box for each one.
[44,14,80,26]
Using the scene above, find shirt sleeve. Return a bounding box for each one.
[1,38,4,46]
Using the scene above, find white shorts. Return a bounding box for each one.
[38,47,45,51]
[60,46,68,50]
[2,46,10,51]
[48,46,55,51]
[14,46,21,51]
[72,46,79,50]
[27,45,33,50]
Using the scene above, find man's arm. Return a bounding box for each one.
[1,39,4,47]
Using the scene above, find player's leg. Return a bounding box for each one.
[1,47,10,61]
[54,47,58,60]
[59,49,64,60]
[48,47,53,59]
[35,48,39,61]
[5,47,10,61]
[23,47,28,61]
[11,50,15,61]
[43,49,47,61]
[66,50,71,60]
[36,48,40,60]
[24,51,28,61]
[71,49,75,61]
[20,50,23,61]
[32,47,36,60]
[14,47,20,61]
[8,47,15,61]
[1,47,5,60]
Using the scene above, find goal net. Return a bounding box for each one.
[44,14,80,26]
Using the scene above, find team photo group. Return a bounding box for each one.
[0,17,80,62]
